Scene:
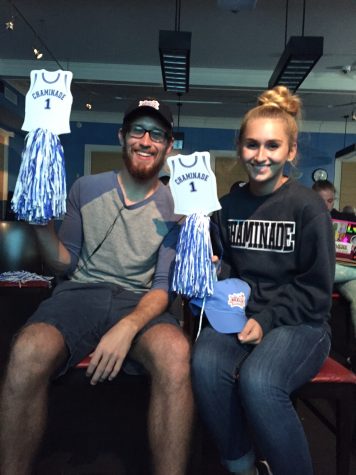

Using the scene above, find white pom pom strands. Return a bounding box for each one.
[11,129,67,224]
[172,213,215,299]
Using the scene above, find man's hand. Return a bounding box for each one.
[86,288,168,385]
[86,318,138,385]
[238,318,263,345]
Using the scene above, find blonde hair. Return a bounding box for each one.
[238,86,302,151]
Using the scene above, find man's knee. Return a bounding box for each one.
[137,325,191,384]
[6,323,67,384]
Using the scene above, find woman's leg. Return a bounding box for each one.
[192,325,255,473]
[239,324,330,475]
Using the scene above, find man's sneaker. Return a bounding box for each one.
[255,460,273,475]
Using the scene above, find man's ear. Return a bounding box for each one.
[118,128,124,146]
[166,136,174,155]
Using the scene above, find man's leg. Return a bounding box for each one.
[0,323,68,475]
[130,323,193,475]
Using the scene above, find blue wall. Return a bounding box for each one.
[60,122,120,186]
[59,121,355,191]
[2,78,356,193]
[5,120,356,192]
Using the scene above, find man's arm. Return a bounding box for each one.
[33,221,71,274]
[33,177,86,275]
[86,288,169,385]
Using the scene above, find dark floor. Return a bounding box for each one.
[27,369,356,475]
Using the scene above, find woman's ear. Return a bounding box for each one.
[288,143,298,162]
[118,129,124,146]
[236,143,243,163]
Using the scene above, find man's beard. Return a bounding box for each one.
[122,145,166,182]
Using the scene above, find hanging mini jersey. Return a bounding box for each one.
[22,69,73,135]
[167,151,221,215]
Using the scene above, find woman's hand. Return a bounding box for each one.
[238,318,263,345]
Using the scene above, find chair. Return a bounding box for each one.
[294,356,356,475]
[330,291,356,372]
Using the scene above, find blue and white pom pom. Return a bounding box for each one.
[172,213,215,299]
[11,128,67,224]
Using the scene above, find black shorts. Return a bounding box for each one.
[27,281,180,377]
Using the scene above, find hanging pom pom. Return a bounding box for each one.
[172,213,215,299]
[11,128,67,224]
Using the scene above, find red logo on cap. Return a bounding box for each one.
[228,292,246,309]
[139,100,160,110]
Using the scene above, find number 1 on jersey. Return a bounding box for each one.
[45,98,51,110]
[189,181,197,192]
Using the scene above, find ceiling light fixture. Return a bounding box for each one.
[173,93,185,150]
[5,18,14,30]
[268,0,323,92]
[335,114,356,160]
[159,0,191,93]
[33,47,43,59]
[85,102,93,111]
[9,3,63,69]
[217,0,258,13]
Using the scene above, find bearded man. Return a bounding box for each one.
[0,99,193,475]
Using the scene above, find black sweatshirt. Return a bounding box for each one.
[212,179,335,336]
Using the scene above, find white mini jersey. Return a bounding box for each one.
[22,69,73,135]
[167,152,221,215]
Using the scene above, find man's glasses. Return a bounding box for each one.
[127,124,169,143]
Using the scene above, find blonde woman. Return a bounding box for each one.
[192,86,334,475]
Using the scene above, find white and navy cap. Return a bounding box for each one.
[190,278,251,334]
[123,98,173,133]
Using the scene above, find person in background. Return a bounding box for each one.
[342,204,355,215]
[312,179,356,344]
[311,179,354,221]
[192,86,334,475]
[0,98,193,475]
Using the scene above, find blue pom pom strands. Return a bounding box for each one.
[172,213,215,299]
[11,128,67,224]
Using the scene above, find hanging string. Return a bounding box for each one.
[175,0,181,32]
[8,1,64,70]
[284,0,289,46]
[177,93,182,130]
[7,1,94,105]
[301,0,306,36]
[343,115,349,148]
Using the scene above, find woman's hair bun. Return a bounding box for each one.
[258,85,301,118]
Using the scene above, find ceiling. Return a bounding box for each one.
[2,0,356,127]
